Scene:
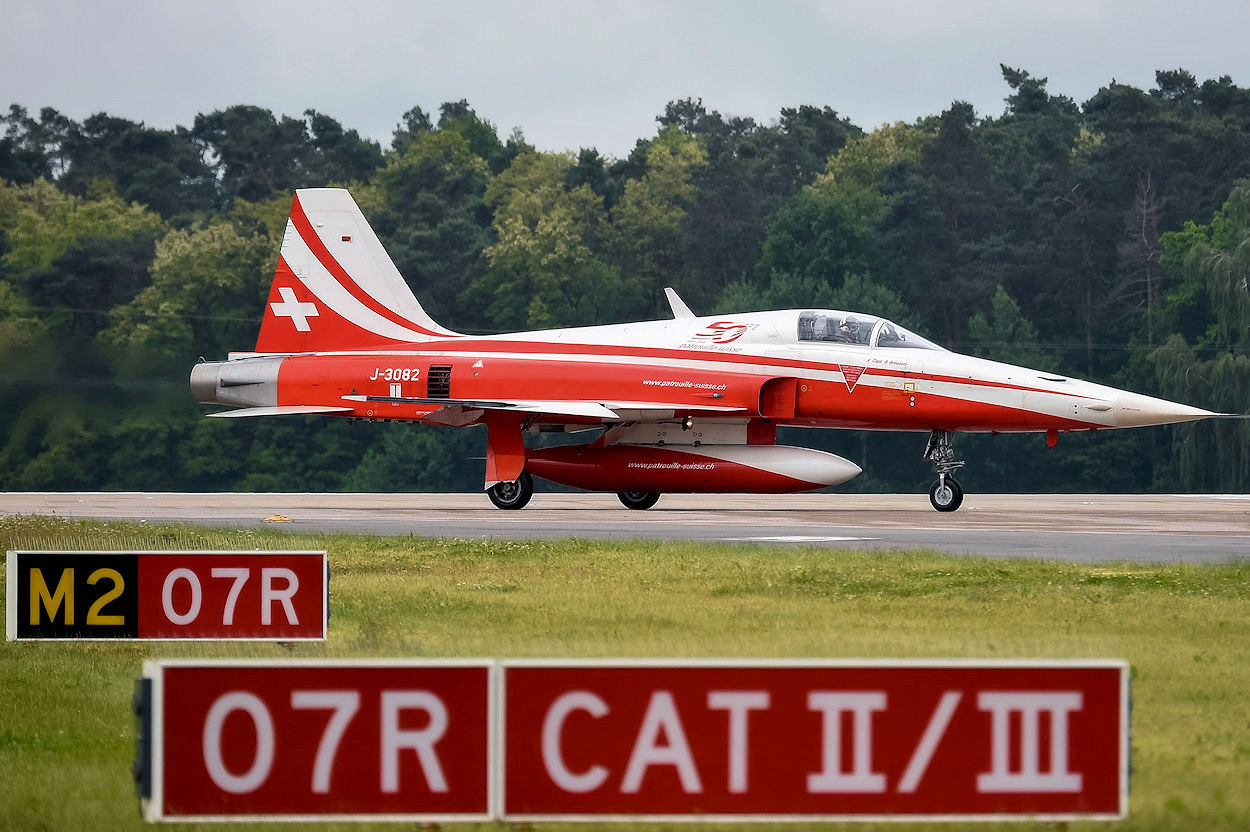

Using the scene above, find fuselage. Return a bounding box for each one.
[198,308,1209,435]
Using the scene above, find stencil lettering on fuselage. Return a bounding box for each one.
[840,364,866,392]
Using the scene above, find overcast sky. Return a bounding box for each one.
[3,0,1249,159]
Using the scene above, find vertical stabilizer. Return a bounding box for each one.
[254,188,458,353]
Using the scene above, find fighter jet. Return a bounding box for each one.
[191,189,1215,511]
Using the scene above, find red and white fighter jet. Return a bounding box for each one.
[191,188,1215,511]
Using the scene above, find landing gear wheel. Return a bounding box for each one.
[617,490,661,510]
[929,476,964,512]
[488,470,533,510]
[923,430,967,512]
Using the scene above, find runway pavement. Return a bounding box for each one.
[2,492,1247,563]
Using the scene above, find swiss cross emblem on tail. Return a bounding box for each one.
[271,286,318,331]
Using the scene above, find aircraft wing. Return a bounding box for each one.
[340,395,619,419]
[339,395,749,421]
[206,405,355,418]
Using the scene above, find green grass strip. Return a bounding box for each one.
[0,515,1247,831]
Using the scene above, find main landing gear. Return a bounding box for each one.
[617,491,661,510]
[924,430,965,512]
[488,470,533,510]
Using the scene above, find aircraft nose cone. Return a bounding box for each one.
[1114,391,1215,427]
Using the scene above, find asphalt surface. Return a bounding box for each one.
[2,492,1247,563]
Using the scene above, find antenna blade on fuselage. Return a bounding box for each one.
[664,287,695,318]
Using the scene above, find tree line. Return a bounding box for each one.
[1,66,1248,494]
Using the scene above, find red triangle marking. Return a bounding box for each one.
[839,364,866,392]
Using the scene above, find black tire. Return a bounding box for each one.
[488,470,533,510]
[617,490,661,510]
[929,476,964,512]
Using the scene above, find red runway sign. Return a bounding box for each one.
[501,660,1127,822]
[136,659,1126,822]
[139,661,493,822]
[7,550,327,640]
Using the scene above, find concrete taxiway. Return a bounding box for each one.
[2,492,1247,563]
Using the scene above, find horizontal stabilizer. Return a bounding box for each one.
[207,405,355,418]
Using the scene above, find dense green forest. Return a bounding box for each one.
[1,67,1248,494]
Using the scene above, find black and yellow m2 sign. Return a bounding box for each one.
[9,552,139,639]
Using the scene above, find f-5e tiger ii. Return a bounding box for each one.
[190,189,1216,511]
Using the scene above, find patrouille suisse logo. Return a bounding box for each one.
[693,321,749,343]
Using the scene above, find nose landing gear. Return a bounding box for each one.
[924,430,965,512]
[929,474,964,512]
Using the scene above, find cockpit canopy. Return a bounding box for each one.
[796,311,944,350]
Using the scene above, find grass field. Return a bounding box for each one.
[1,513,1247,831]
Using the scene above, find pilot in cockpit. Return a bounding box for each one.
[798,310,943,350]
